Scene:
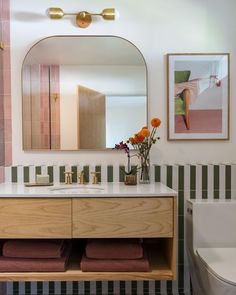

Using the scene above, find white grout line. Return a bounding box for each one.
[160,280,167,295]
[66,281,73,295]
[53,165,59,183]
[42,282,49,295]
[196,164,202,199]
[172,165,178,191]
[101,281,108,295]
[231,164,236,199]
[113,165,120,182]
[18,282,25,295]
[207,164,214,200]
[78,282,85,295]
[148,281,155,295]
[17,166,24,184]
[113,281,120,295]
[101,165,107,183]
[6,282,13,295]
[125,281,132,295]
[90,281,96,295]
[54,282,61,295]
[160,165,167,185]
[30,282,37,295]
[220,164,226,199]
[41,165,47,175]
[29,165,35,183]
[137,281,143,295]
[4,167,11,183]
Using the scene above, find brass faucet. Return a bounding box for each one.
[78,170,85,184]
[64,171,73,184]
[91,171,101,184]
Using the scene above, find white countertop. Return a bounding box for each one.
[0,182,177,198]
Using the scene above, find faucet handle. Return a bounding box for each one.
[91,171,101,184]
[78,170,85,184]
[64,171,73,184]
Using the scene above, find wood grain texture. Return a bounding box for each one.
[72,198,173,238]
[172,197,177,279]
[0,196,177,281]
[78,85,106,149]
[0,198,72,238]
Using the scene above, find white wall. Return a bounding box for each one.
[60,65,146,97]
[10,0,236,165]
[106,96,147,148]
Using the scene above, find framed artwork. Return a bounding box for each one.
[167,53,229,140]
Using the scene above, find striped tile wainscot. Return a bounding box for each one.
[2,164,236,295]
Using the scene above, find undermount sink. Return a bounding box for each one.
[49,185,104,194]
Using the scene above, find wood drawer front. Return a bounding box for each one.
[0,198,72,238]
[73,198,173,238]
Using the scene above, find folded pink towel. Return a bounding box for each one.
[0,242,71,272]
[3,239,65,259]
[80,251,149,272]
[85,239,143,259]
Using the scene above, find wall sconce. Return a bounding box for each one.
[46,7,119,28]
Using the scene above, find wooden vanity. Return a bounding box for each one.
[0,182,177,281]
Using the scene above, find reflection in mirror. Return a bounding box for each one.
[22,36,147,150]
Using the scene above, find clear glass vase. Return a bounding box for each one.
[139,154,150,184]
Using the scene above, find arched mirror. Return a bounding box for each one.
[22,36,147,150]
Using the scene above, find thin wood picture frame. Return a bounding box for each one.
[167,53,230,140]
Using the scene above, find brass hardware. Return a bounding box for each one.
[0,41,4,50]
[52,93,59,102]
[78,170,85,184]
[76,11,92,28]
[91,171,101,184]
[46,8,65,19]
[64,171,73,184]
[101,8,116,20]
[46,7,118,28]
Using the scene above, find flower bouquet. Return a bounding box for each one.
[115,117,161,184]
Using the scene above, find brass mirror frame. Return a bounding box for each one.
[21,35,148,151]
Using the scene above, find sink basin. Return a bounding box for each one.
[49,185,104,194]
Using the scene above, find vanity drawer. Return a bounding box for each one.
[0,198,72,238]
[72,197,173,238]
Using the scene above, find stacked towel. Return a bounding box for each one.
[3,239,65,258]
[85,239,143,259]
[0,240,71,272]
[80,239,149,272]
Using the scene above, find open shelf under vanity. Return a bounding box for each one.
[0,238,175,281]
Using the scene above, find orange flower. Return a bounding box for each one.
[129,137,136,145]
[140,128,150,137]
[135,133,145,143]
[151,118,161,128]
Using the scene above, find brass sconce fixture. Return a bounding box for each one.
[46,7,119,28]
